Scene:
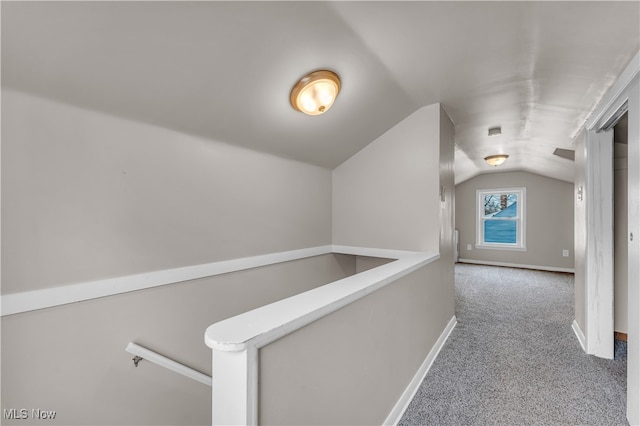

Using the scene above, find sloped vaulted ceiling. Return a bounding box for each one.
[2,1,639,183]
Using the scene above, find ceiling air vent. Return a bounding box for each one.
[553,148,575,161]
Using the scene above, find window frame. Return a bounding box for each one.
[475,187,527,251]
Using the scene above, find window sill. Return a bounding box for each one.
[475,244,527,252]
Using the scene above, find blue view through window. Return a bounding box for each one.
[483,193,518,244]
[477,188,525,250]
[484,220,517,243]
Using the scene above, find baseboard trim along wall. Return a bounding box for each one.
[1,245,413,316]
[457,258,575,274]
[572,320,587,352]
[383,316,458,426]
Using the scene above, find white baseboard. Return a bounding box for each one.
[457,258,575,274]
[383,315,457,426]
[572,320,587,352]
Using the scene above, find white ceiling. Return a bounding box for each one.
[3,1,639,183]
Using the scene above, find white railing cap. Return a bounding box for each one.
[205,248,439,352]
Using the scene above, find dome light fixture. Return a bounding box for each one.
[290,70,341,116]
[484,154,509,167]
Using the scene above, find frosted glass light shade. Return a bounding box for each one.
[290,70,341,116]
[484,154,509,166]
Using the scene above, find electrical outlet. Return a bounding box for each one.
[467,244,472,251]
[562,249,569,257]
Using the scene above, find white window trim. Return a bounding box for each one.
[475,187,527,251]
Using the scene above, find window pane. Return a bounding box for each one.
[483,193,518,218]
[484,220,517,244]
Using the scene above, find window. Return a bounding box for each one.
[476,188,526,251]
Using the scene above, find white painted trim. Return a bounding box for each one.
[383,316,457,426]
[211,344,258,425]
[572,320,587,353]
[580,48,640,424]
[475,187,526,251]
[457,258,575,274]
[474,244,527,252]
[205,248,439,425]
[205,250,439,351]
[586,51,640,131]
[2,244,411,317]
[1,245,333,316]
[626,73,640,426]
[125,342,212,387]
[585,129,614,359]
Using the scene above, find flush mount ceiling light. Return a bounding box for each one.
[290,70,341,116]
[484,154,509,166]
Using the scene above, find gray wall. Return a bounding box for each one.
[439,104,456,287]
[574,131,587,332]
[1,254,355,425]
[258,260,453,425]
[456,171,575,271]
[355,256,394,273]
[1,89,336,424]
[2,89,332,294]
[252,103,455,425]
[614,139,628,333]
[2,90,456,425]
[332,104,442,252]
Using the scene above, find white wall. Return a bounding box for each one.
[332,104,441,252]
[2,89,332,294]
[456,171,575,271]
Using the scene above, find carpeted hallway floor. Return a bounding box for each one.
[399,263,628,426]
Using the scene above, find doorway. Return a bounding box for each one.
[613,112,629,356]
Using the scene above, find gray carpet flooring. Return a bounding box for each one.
[399,263,628,426]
